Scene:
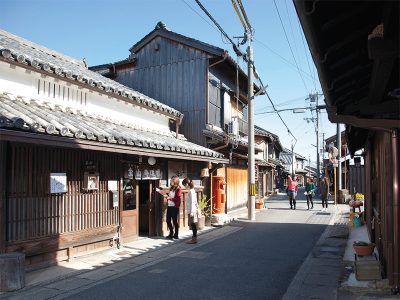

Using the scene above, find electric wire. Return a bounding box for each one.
[194,0,297,142]
[284,0,302,74]
[237,0,252,31]
[297,16,317,91]
[254,38,317,83]
[231,0,248,31]
[273,0,309,93]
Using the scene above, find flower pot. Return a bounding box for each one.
[198,215,205,230]
[353,243,375,256]
[255,202,263,209]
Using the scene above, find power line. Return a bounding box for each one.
[193,0,297,142]
[297,16,317,91]
[284,0,302,73]
[273,0,309,93]
[254,38,318,83]
[194,0,243,57]
[181,0,219,33]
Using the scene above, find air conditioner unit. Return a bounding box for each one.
[228,118,239,136]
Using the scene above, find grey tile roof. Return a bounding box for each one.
[0,30,182,119]
[281,148,307,160]
[0,92,225,159]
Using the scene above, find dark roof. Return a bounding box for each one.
[128,22,261,96]
[294,1,399,153]
[0,29,182,119]
[0,92,226,161]
[130,21,224,56]
[281,148,307,161]
[254,125,283,151]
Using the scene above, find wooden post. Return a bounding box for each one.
[0,141,7,253]
[334,167,337,206]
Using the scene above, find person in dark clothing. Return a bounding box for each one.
[305,178,315,210]
[320,177,329,211]
[166,175,181,239]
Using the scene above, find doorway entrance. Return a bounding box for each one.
[121,178,138,242]
[138,180,159,236]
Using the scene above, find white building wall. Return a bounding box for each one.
[0,61,170,133]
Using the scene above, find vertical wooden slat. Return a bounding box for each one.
[0,141,7,252]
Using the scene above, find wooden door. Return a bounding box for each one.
[148,181,158,236]
[120,179,138,242]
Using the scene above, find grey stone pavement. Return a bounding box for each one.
[1,190,395,300]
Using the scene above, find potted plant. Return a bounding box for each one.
[353,241,375,256]
[255,196,264,209]
[197,195,211,230]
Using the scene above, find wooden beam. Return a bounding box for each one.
[328,113,400,130]
[0,141,6,253]
[360,100,400,116]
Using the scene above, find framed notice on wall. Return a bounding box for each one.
[50,173,67,194]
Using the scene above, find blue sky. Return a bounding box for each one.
[0,0,337,164]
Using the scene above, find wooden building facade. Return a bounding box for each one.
[295,0,399,290]
[90,22,263,212]
[0,29,227,267]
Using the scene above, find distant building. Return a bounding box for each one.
[279,148,308,186]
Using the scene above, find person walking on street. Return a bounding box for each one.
[166,175,181,239]
[182,178,198,244]
[287,175,298,210]
[305,178,315,210]
[320,177,329,211]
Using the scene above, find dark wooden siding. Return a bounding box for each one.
[115,36,209,146]
[366,131,395,284]
[5,142,121,248]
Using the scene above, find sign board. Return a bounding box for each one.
[50,173,67,194]
[108,180,118,191]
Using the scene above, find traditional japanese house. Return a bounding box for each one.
[90,22,263,215]
[294,0,399,291]
[254,125,284,196]
[0,29,227,267]
[279,148,308,186]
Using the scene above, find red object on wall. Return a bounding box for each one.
[212,176,226,214]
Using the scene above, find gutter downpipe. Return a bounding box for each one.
[209,51,228,68]
[212,136,230,152]
[392,128,399,290]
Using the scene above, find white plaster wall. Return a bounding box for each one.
[0,61,170,133]
[255,141,266,160]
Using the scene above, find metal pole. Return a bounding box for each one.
[291,143,295,178]
[337,123,342,191]
[316,93,320,187]
[247,32,255,221]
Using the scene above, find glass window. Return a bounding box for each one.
[123,179,136,210]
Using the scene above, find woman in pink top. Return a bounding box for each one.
[287,176,299,210]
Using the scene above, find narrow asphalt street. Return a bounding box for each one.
[59,190,332,300]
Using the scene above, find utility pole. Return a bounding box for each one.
[291,143,295,178]
[247,31,255,221]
